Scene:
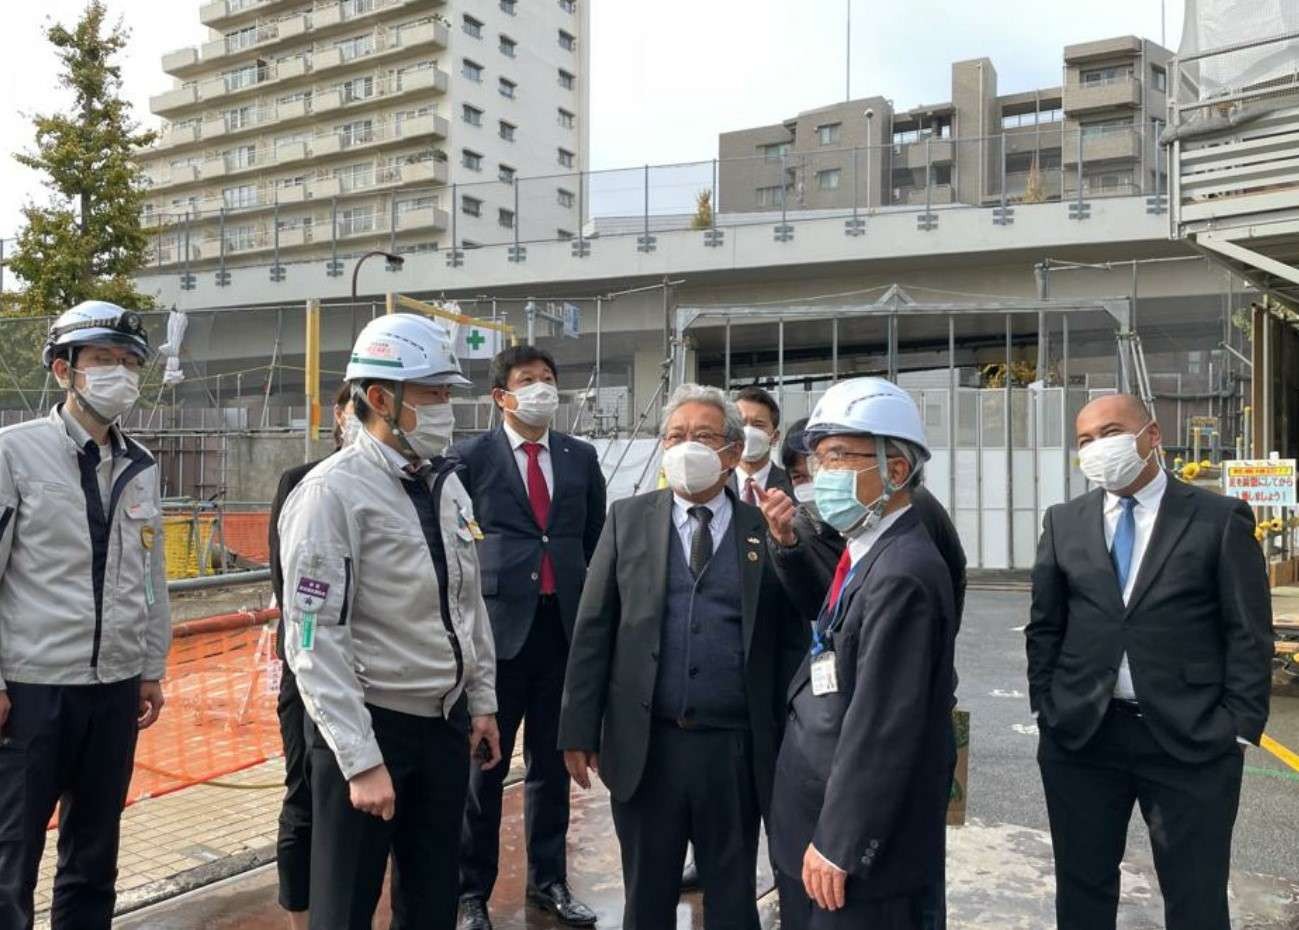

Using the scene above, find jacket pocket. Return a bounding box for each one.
[1183,661,1224,685]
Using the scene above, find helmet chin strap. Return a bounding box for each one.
[841,435,909,538]
[62,380,116,428]
[380,382,424,465]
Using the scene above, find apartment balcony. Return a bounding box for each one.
[310,68,449,118]
[1063,76,1141,114]
[309,0,439,42]
[895,138,953,170]
[146,164,200,188]
[309,21,449,80]
[311,114,449,158]
[195,57,307,105]
[892,184,955,206]
[200,0,299,29]
[150,84,199,117]
[275,185,308,205]
[1004,124,1065,156]
[200,14,309,67]
[157,122,202,149]
[307,176,343,200]
[396,205,449,233]
[305,159,449,203]
[161,47,201,78]
[1062,129,1141,164]
[277,225,313,248]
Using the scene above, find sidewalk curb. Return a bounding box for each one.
[114,843,278,918]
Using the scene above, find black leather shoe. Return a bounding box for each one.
[680,859,700,892]
[526,882,598,927]
[457,897,493,930]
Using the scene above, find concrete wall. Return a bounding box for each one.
[225,433,334,503]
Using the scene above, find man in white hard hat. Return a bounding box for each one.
[278,313,501,930]
[0,301,171,930]
[767,378,957,930]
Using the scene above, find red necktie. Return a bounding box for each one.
[826,548,853,610]
[522,443,556,595]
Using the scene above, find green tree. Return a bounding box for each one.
[9,1,157,315]
[690,189,714,230]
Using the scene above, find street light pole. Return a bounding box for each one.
[864,109,875,209]
[351,250,405,304]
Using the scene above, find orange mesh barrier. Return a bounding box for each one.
[161,510,272,579]
[125,609,283,810]
[218,511,273,567]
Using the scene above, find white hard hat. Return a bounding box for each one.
[345,313,471,387]
[43,301,150,370]
[805,377,931,460]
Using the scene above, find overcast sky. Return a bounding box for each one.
[0,0,1184,240]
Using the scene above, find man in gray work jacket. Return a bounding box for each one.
[0,301,171,930]
[279,313,500,930]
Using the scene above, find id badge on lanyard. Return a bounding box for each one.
[808,568,855,697]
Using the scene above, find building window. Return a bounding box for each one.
[461,195,482,217]
[557,108,575,129]
[225,105,255,131]
[334,162,374,192]
[223,184,257,209]
[224,64,261,92]
[338,207,376,237]
[338,119,374,148]
[759,141,790,161]
[559,0,576,11]
[463,15,483,38]
[557,187,575,208]
[557,148,574,168]
[500,0,516,12]
[337,34,374,62]
[499,120,516,141]
[500,35,516,57]
[225,26,257,53]
[463,104,483,126]
[1152,66,1167,93]
[499,207,515,228]
[1083,171,1134,193]
[223,223,258,252]
[499,163,516,184]
[755,185,787,208]
[340,76,374,103]
[816,168,841,191]
[1079,65,1133,86]
[462,59,483,82]
[225,144,258,170]
[558,30,576,51]
[1080,116,1134,139]
[499,77,516,99]
[462,149,483,171]
[816,123,841,146]
[397,196,436,218]
[341,0,376,17]
[557,228,574,239]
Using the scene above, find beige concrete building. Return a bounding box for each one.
[719,35,1171,214]
[138,0,590,270]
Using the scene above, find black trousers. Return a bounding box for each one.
[276,665,311,913]
[610,723,761,930]
[1038,704,1244,930]
[460,596,570,901]
[775,871,924,930]
[0,677,140,930]
[307,704,470,930]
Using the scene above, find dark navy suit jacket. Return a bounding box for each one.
[451,426,606,661]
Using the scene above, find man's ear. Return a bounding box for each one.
[491,387,510,411]
[52,357,73,387]
[366,383,392,418]
[888,456,913,487]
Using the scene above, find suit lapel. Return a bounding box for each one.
[1124,476,1195,616]
[1080,490,1123,603]
[733,494,765,663]
[493,427,538,524]
[643,489,674,629]
[546,432,575,528]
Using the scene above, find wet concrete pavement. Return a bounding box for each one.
[115,589,1299,928]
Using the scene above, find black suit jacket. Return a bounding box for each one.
[269,458,325,662]
[770,486,968,628]
[730,461,793,499]
[769,508,958,896]
[557,487,802,813]
[1026,476,1273,762]
[451,427,606,660]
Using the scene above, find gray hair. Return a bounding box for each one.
[886,438,925,487]
[660,383,745,446]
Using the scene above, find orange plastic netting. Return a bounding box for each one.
[161,510,272,580]
[127,610,284,806]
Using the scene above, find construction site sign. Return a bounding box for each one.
[1223,459,1297,507]
[457,323,503,359]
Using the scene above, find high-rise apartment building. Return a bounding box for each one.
[719,36,1170,214]
[138,0,590,269]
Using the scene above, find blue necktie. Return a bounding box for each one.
[1111,497,1137,594]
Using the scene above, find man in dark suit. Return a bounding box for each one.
[732,385,794,503]
[767,378,958,930]
[267,383,354,930]
[1026,393,1273,930]
[454,346,605,930]
[559,383,801,930]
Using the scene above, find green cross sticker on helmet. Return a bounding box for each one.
[344,313,472,386]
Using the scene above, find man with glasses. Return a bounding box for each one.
[768,378,957,930]
[559,383,801,930]
[0,301,171,930]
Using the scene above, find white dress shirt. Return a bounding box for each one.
[60,406,116,507]
[504,421,554,496]
[671,487,733,563]
[735,459,774,503]
[1103,468,1167,701]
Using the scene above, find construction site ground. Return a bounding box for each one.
[28,586,1299,929]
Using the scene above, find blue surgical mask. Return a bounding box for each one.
[813,466,884,536]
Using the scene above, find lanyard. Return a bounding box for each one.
[810,567,857,656]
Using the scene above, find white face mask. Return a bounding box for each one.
[397,400,456,461]
[1078,423,1153,492]
[792,482,817,505]
[741,425,772,463]
[661,441,726,496]
[65,365,140,423]
[508,381,559,428]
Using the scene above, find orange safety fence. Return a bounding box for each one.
[128,608,284,806]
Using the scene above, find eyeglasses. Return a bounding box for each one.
[808,449,880,472]
[663,430,729,450]
[78,354,145,373]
